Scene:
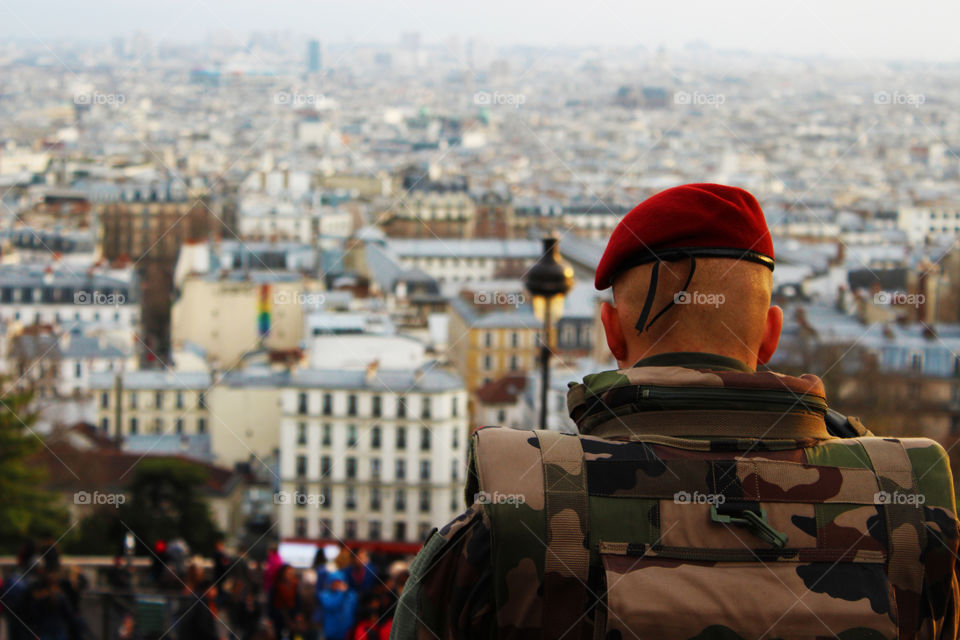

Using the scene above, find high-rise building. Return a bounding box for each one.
[307,39,322,74]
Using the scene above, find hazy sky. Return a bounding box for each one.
[0,0,956,62]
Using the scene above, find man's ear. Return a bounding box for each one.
[756,305,783,366]
[600,301,628,363]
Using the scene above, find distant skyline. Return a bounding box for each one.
[0,0,957,63]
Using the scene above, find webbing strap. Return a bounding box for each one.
[589,409,831,440]
[536,430,591,640]
[859,438,927,638]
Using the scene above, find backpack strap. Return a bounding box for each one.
[535,430,591,640]
[859,438,927,638]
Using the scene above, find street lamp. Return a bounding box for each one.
[523,235,574,431]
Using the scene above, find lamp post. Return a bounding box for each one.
[523,235,574,431]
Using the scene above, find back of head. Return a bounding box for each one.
[610,257,775,366]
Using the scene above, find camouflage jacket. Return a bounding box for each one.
[390,352,960,640]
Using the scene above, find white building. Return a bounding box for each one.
[277,365,468,544]
[899,205,960,243]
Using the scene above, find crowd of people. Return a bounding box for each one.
[0,538,410,640]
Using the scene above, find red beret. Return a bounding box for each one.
[595,183,774,289]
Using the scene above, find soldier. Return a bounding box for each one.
[391,183,960,640]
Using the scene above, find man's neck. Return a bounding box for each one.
[630,351,754,372]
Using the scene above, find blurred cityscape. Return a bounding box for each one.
[2,24,960,635]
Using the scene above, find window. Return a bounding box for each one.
[345,486,357,510]
[396,426,407,449]
[322,423,332,446]
[451,459,459,481]
[511,332,519,348]
[322,393,332,415]
[419,489,431,513]
[295,518,307,537]
[483,355,492,370]
[320,486,331,509]
[345,520,357,539]
[346,457,357,479]
[369,520,382,540]
[154,391,163,408]
[393,521,407,541]
[175,418,184,434]
[372,395,382,417]
[451,488,459,511]
[395,459,406,480]
[297,392,308,415]
[370,487,382,511]
[420,427,431,451]
[371,458,381,479]
[497,409,507,423]
[130,417,138,434]
[295,484,307,508]
[452,427,460,449]
[397,397,407,418]
[101,392,109,409]
[347,424,357,447]
[198,392,206,409]
[452,396,458,417]
[296,422,307,445]
[197,418,207,434]
[421,397,431,419]
[100,417,109,432]
[176,391,183,409]
[371,426,381,449]
[509,355,519,370]
[347,394,357,416]
[484,332,493,348]
[320,518,332,535]
[419,460,431,481]
[130,392,138,409]
[395,489,407,511]
[75,362,82,379]
[321,455,332,477]
[296,455,307,477]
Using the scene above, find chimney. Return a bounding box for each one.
[365,359,379,385]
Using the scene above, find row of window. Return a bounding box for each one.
[296,392,457,419]
[295,423,459,450]
[290,485,458,513]
[293,517,433,542]
[481,331,528,349]
[101,391,206,410]
[100,416,207,435]
[3,309,132,323]
[295,455,461,482]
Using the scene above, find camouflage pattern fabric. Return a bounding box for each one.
[390,357,960,640]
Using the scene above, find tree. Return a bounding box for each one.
[66,458,222,556]
[0,383,69,553]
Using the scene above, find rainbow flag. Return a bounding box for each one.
[258,284,271,337]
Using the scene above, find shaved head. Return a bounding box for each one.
[601,258,782,369]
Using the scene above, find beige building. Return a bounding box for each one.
[171,274,320,368]
[447,295,541,393]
